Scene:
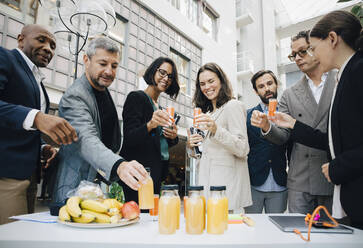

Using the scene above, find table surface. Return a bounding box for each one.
[0,213,362,248]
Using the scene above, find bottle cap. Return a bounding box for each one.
[188,186,204,191]
[210,186,225,191]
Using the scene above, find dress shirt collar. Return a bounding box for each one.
[16,48,45,82]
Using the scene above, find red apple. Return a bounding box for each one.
[121,201,140,220]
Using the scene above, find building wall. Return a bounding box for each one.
[0,0,237,133]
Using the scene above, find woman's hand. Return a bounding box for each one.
[269,112,296,129]
[163,123,178,139]
[195,113,217,135]
[147,110,172,132]
[187,128,204,148]
[322,163,331,183]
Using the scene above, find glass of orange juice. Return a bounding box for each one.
[185,186,204,234]
[138,167,154,209]
[207,186,225,234]
[268,98,278,117]
[166,106,175,124]
[159,185,177,234]
[193,107,201,128]
[149,194,159,221]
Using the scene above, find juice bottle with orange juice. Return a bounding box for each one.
[221,186,228,230]
[185,186,204,234]
[207,186,225,234]
[138,167,154,209]
[268,98,278,117]
[158,185,177,234]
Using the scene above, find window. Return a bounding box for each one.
[170,48,190,95]
[201,3,218,40]
[106,14,127,64]
[179,0,198,25]
[166,0,218,41]
[0,0,21,11]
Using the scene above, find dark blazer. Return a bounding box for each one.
[247,104,287,187]
[120,90,178,202]
[291,52,363,229]
[0,47,49,180]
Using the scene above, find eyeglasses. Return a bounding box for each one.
[288,48,310,62]
[157,68,173,80]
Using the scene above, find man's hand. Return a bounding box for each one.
[251,110,270,132]
[116,160,148,190]
[41,145,57,169]
[163,123,178,139]
[322,163,331,183]
[34,112,78,145]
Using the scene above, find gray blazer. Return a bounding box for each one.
[52,74,122,204]
[264,71,336,195]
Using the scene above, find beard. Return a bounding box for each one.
[90,74,114,90]
[260,91,277,104]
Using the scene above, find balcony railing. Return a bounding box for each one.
[237,51,254,80]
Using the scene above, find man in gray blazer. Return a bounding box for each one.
[251,31,335,214]
[52,37,148,207]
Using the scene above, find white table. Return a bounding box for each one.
[0,213,362,248]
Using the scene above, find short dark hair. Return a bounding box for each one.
[250,70,278,91]
[193,63,233,113]
[291,30,310,44]
[143,57,180,99]
[310,10,363,51]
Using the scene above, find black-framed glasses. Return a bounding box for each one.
[288,48,310,62]
[157,68,173,80]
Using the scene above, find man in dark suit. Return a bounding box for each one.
[245,70,287,213]
[0,24,77,224]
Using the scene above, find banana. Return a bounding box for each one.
[58,205,71,222]
[107,208,120,216]
[66,196,82,218]
[110,214,121,224]
[80,199,109,213]
[103,198,123,210]
[82,209,111,223]
[72,211,96,223]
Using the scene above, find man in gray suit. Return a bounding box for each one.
[251,31,335,214]
[52,37,148,206]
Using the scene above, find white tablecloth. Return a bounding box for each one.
[0,213,362,248]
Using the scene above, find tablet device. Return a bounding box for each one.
[269,215,354,234]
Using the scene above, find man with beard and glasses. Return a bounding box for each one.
[0,24,78,224]
[245,70,287,214]
[51,37,148,210]
[250,30,336,216]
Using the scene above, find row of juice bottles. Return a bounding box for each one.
[138,168,228,234]
[158,185,228,235]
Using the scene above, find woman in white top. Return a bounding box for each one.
[187,63,251,212]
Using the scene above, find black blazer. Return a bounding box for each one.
[291,52,363,229]
[247,104,287,187]
[0,47,49,179]
[120,90,178,202]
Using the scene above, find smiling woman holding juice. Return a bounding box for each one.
[120,57,180,204]
[187,63,252,213]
